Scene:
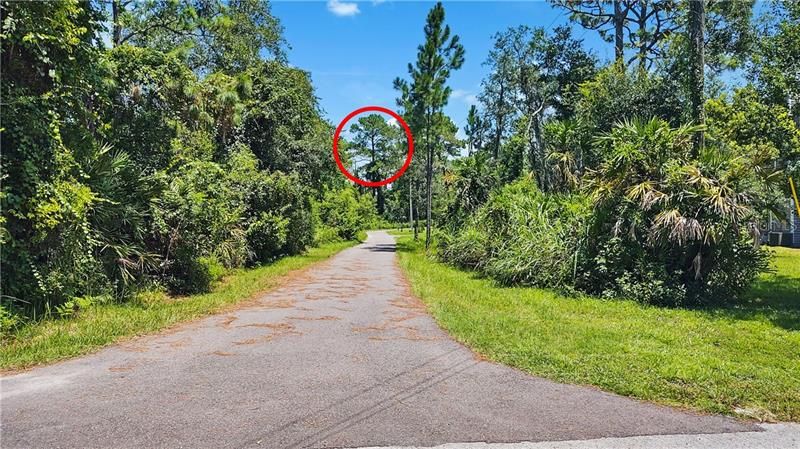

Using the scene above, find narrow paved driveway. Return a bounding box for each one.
[1,231,756,448]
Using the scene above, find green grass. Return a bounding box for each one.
[393,232,800,422]
[0,240,356,371]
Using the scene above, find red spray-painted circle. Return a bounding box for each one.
[332,106,414,188]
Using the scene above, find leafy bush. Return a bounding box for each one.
[314,225,343,245]
[440,180,590,289]
[151,160,246,292]
[226,146,315,262]
[316,188,376,241]
[55,295,111,319]
[442,152,499,229]
[0,304,22,338]
[442,119,774,306]
[246,211,289,262]
[257,171,314,257]
[437,227,490,270]
[581,118,772,305]
[0,1,346,324]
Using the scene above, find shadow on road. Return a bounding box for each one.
[364,243,396,253]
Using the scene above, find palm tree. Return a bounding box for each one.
[586,118,771,292]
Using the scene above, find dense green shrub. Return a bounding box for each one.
[246,211,290,262]
[442,118,773,306]
[437,227,490,270]
[167,255,226,294]
[440,180,590,289]
[442,152,499,229]
[313,225,343,245]
[316,188,377,241]
[0,1,362,323]
[151,160,244,293]
[581,118,772,305]
[0,303,22,337]
[227,147,315,262]
[151,147,319,292]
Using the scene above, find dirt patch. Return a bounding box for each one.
[237,323,280,329]
[219,315,238,328]
[352,324,414,333]
[210,351,235,357]
[288,315,341,321]
[367,329,444,342]
[258,298,296,309]
[108,362,137,372]
[352,321,442,342]
[389,295,426,311]
[232,322,302,345]
[118,344,149,353]
[167,338,190,348]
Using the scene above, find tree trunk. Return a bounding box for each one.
[494,81,505,159]
[533,116,545,189]
[413,181,420,241]
[614,0,625,63]
[408,181,414,234]
[377,187,385,215]
[112,0,123,47]
[425,144,433,249]
[637,1,648,70]
[689,0,705,155]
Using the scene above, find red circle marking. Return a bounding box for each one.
[332,106,414,188]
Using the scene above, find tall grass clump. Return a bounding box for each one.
[440,118,775,306]
[440,179,590,289]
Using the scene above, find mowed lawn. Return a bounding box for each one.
[394,232,800,422]
[0,240,357,371]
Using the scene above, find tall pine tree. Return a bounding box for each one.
[394,2,464,248]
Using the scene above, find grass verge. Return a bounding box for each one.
[393,231,799,422]
[1,240,356,371]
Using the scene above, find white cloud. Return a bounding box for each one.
[386,117,399,127]
[451,89,478,106]
[327,0,360,17]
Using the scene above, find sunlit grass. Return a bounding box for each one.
[393,233,800,422]
[0,241,356,371]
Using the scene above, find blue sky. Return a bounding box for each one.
[271,1,613,137]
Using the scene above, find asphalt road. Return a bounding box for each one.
[1,231,758,448]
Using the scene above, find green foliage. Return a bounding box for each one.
[316,188,377,241]
[582,118,773,305]
[55,295,110,319]
[440,180,590,289]
[396,234,800,421]
[0,304,22,337]
[442,118,777,306]
[105,44,197,171]
[577,65,686,132]
[0,1,345,319]
[706,86,800,185]
[749,1,800,122]
[442,151,499,228]
[116,0,285,73]
[240,61,336,186]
